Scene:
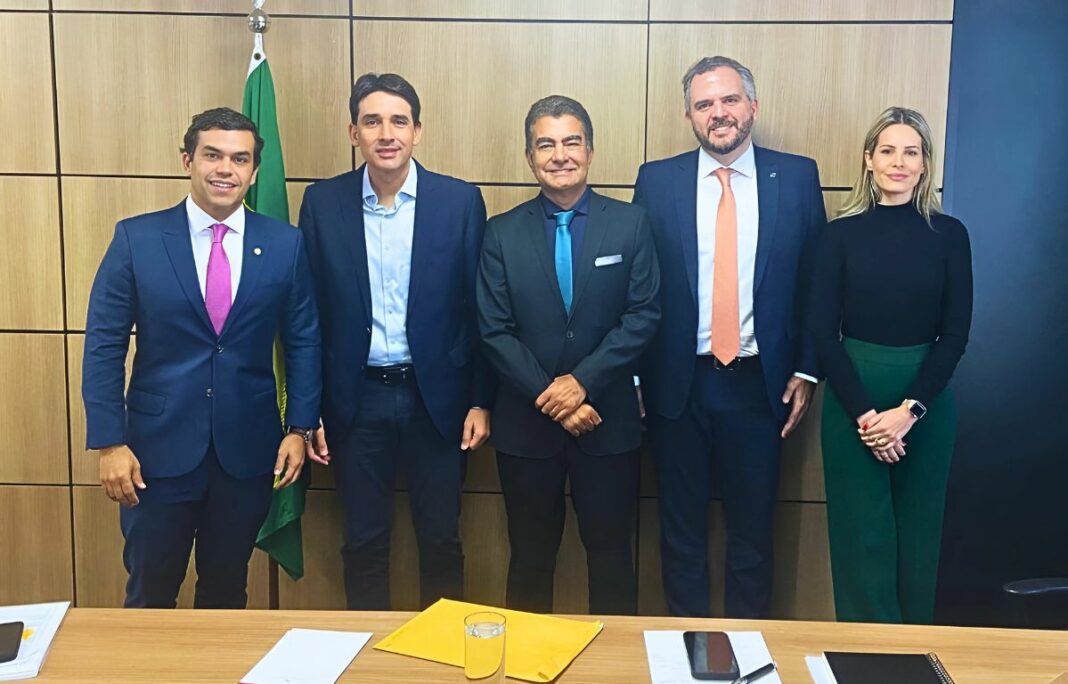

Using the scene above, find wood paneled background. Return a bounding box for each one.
[0,1,952,618]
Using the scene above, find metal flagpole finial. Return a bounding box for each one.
[248,0,271,35]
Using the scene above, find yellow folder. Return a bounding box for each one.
[374,598,604,682]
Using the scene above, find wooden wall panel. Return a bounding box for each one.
[0,1,48,9]
[464,445,500,494]
[0,177,63,329]
[0,486,73,604]
[0,13,55,172]
[824,190,851,220]
[780,386,826,502]
[356,0,646,21]
[53,0,347,13]
[0,334,68,484]
[54,14,350,179]
[637,500,834,619]
[354,21,646,185]
[62,178,188,330]
[646,24,951,187]
[651,0,953,21]
[67,335,137,485]
[72,486,270,608]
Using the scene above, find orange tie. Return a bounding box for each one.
[711,167,740,365]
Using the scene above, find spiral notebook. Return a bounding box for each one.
[817,651,955,684]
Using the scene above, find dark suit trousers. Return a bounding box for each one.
[333,376,466,610]
[119,444,273,609]
[648,356,783,618]
[497,442,639,616]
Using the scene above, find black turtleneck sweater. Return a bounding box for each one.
[807,201,973,419]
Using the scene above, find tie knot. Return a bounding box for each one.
[555,210,576,229]
[211,223,229,244]
[713,167,733,187]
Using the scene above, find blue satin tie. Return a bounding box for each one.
[554,210,576,314]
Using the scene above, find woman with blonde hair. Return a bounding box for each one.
[808,107,973,623]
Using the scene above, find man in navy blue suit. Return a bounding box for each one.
[83,108,321,609]
[298,73,493,610]
[634,57,826,618]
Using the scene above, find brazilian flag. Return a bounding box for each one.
[244,34,310,581]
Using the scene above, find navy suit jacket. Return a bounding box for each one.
[298,162,494,440]
[634,146,826,421]
[82,202,322,479]
[477,192,660,458]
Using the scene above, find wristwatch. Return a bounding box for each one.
[287,426,314,445]
[903,399,928,420]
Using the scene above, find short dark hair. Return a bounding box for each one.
[350,72,421,125]
[181,107,264,167]
[524,95,594,152]
[682,56,757,111]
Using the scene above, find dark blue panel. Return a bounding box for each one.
[937,0,1068,626]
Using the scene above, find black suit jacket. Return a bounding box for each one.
[299,162,495,440]
[477,191,660,458]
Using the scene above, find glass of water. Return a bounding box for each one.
[464,611,506,682]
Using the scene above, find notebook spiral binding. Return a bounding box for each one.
[926,653,956,684]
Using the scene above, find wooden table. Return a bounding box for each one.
[35,609,1068,683]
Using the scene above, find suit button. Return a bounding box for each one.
[216,346,223,354]
[566,331,575,340]
[206,388,214,397]
[366,327,371,334]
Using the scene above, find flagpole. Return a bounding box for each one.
[247,0,282,611]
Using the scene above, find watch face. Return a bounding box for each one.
[909,402,927,419]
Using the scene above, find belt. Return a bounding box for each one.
[364,364,415,385]
[697,354,761,371]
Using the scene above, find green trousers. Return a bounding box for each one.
[822,337,956,624]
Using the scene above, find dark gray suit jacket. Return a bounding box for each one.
[476,190,660,458]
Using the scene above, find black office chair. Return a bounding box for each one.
[1002,578,1068,629]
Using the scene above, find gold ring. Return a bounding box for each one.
[876,437,888,446]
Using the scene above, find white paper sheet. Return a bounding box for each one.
[240,628,372,684]
[0,601,70,681]
[644,630,782,684]
[805,655,837,684]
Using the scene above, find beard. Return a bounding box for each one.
[693,113,754,156]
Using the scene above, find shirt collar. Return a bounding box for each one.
[362,159,418,211]
[697,140,756,180]
[185,195,246,236]
[539,186,592,219]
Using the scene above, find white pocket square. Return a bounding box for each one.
[594,254,623,267]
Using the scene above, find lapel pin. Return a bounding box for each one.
[769,172,777,178]
[253,247,262,256]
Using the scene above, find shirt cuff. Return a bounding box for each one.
[793,372,818,384]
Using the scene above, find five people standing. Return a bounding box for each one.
[83,60,970,624]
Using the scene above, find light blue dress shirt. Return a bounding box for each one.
[364,160,418,366]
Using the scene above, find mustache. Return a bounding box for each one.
[708,117,737,130]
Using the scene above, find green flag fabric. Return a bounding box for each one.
[243,39,309,581]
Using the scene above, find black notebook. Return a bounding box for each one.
[823,651,955,684]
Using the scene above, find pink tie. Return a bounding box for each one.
[205,223,232,336]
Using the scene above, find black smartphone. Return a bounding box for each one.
[0,621,24,664]
[682,630,740,681]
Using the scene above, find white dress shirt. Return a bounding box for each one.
[696,143,759,357]
[364,160,417,366]
[186,195,244,304]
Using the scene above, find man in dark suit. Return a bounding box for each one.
[634,57,826,618]
[478,96,660,615]
[299,73,493,610]
[83,108,321,609]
